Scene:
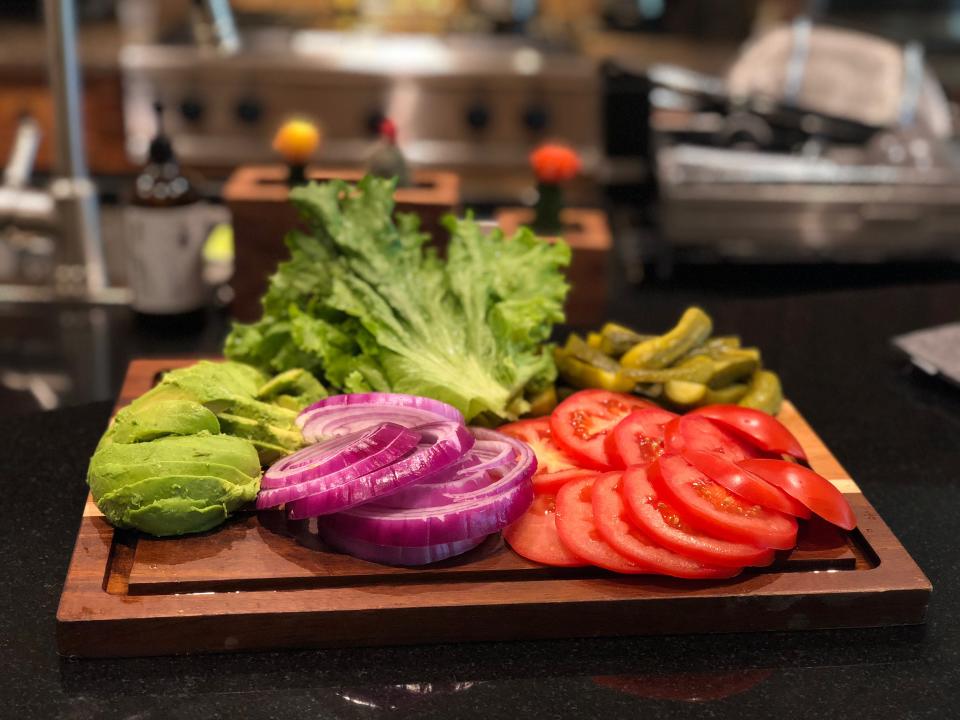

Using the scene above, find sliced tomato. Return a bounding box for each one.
[591,472,741,579]
[555,474,649,573]
[690,405,807,461]
[532,467,597,495]
[499,418,589,493]
[504,493,587,567]
[550,390,656,470]
[606,407,679,469]
[621,465,776,568]
[683,449,811,518]
[499,418,580,474]
[664,415,766,462]
[653,455,798,550]
[739,458,857,530]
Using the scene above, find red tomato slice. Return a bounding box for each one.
[591,472,741,579]
[654,455,798,550]
[739,458,857,530]
[499,418,589,494]
[532,468,597,495]
[683,449,811,518]
[622,465,776,568]
[499,418,580,474]
[606,407,679,469]
[664,415,766,462]
[504,493,588,567]
[690,405,807,461]
[550,390,656,470]
[555,474,649,573]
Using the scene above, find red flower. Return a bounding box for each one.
[530,143,581,183]
[379,117,398,143]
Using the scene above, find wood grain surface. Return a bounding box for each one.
[56,359,931,658]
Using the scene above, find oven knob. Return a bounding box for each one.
[179,98,204,123]
[235,98,262,125]
[366,110,386,136]
[522,104,549,132]
[465,103,490,131]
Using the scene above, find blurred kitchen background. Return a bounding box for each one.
[2,0,960,414]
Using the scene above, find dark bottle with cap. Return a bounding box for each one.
[126,102,211,317]
[367,118,410,187]
[132,102,199,209]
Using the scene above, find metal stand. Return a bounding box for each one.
[43,0,108,298]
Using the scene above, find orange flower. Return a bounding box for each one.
[273,118,322,164]
[530,143,581,183]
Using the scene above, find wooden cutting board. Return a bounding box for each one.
[56,359,932,658]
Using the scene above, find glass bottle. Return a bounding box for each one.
[125,102,211,317]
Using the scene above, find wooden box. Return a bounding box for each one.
[224,166,460,321]
[495,207,612,327]
[56,359,931,658]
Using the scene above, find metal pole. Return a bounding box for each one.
[43,0,107,296]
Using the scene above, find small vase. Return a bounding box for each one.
[532,182,564,235]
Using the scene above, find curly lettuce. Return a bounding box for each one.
[225,176,570,422]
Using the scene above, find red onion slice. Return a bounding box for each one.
[319,427,536,546]
[318,526,488,566]
[375,439,516,509]
[260,423,419,490]
[298,392,464,442]
[284,421,475,519]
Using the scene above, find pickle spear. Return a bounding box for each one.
[619,349,757,387]
[556,337,635,392]
[621,307,713,370]
[739,370,784,415]
[705,349,760,389]
[599,322,654,358]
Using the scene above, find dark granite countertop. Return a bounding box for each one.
[3,263,960,719]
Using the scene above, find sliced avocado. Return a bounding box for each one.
[96,473,257,535]
[88,433,261,498]
[208,396,299,428]
[98,473,256,510]
[256,368,327,409]
[85,359,324,537]
[105,400,220,445]
[125,497,232,536]
[137,361,266,410]
[216,412,302,453]
[246,439,289,465]
[89,459,259,491]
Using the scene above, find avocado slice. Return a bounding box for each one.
[89,459,259,491]
[125,497,233,536]
[136,361,266,410]
[88,433,261,498]
[256,368,327,410]
[104,400,220,445]
[97,474,257,535]
[219,413,303,459]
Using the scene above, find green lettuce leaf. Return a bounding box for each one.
[225,176,570,422]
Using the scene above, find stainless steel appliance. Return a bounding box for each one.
[651,20,960,261]
[120,31,602,202]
